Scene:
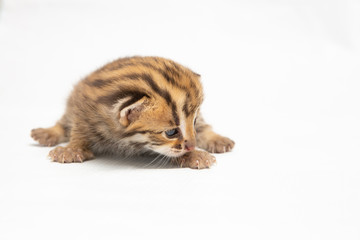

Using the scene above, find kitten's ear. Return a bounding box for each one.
[118,96,148,127]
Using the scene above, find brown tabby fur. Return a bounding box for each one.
[31,56,234,169]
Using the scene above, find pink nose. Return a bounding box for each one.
[184,140,195,151]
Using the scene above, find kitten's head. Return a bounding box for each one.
[115,74,203,157]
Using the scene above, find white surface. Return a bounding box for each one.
[1,0,360,239]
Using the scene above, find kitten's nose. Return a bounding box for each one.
[184,140,195,151]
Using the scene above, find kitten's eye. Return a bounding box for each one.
[165,128,178,138]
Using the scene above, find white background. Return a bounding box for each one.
[1,0,360,239]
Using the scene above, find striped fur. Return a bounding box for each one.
[31,56,234,168]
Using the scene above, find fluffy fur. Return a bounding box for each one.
[31,56,234,169]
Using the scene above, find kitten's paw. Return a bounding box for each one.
[203,134,235,153]
[49,146,94,163]
[177,150,216,169]
[31,128,61,146]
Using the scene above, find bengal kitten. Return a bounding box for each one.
[31,56,234,169]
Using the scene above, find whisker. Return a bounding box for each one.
[143,149,181,169]
[160,156,170,168]
[158,155,167,168]
[150,153,165,168]
[144,153,163,168]
[173,156,180,167]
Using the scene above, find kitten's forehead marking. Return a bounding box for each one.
[177,93,200,140]
[177,94,188,139]
[179,113,187,140]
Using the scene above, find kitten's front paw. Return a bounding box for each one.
[202,134,235,153]
[177,150,216,169]
[49,146,94,163]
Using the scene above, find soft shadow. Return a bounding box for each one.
[29,143,68,148]
[29,143,52,147]
[29,144,178,169]
[84,154,178,170]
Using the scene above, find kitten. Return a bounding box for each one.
[31,56,234,169]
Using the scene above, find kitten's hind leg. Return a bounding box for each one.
[31,122,69,147]
[195,114,235,153]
